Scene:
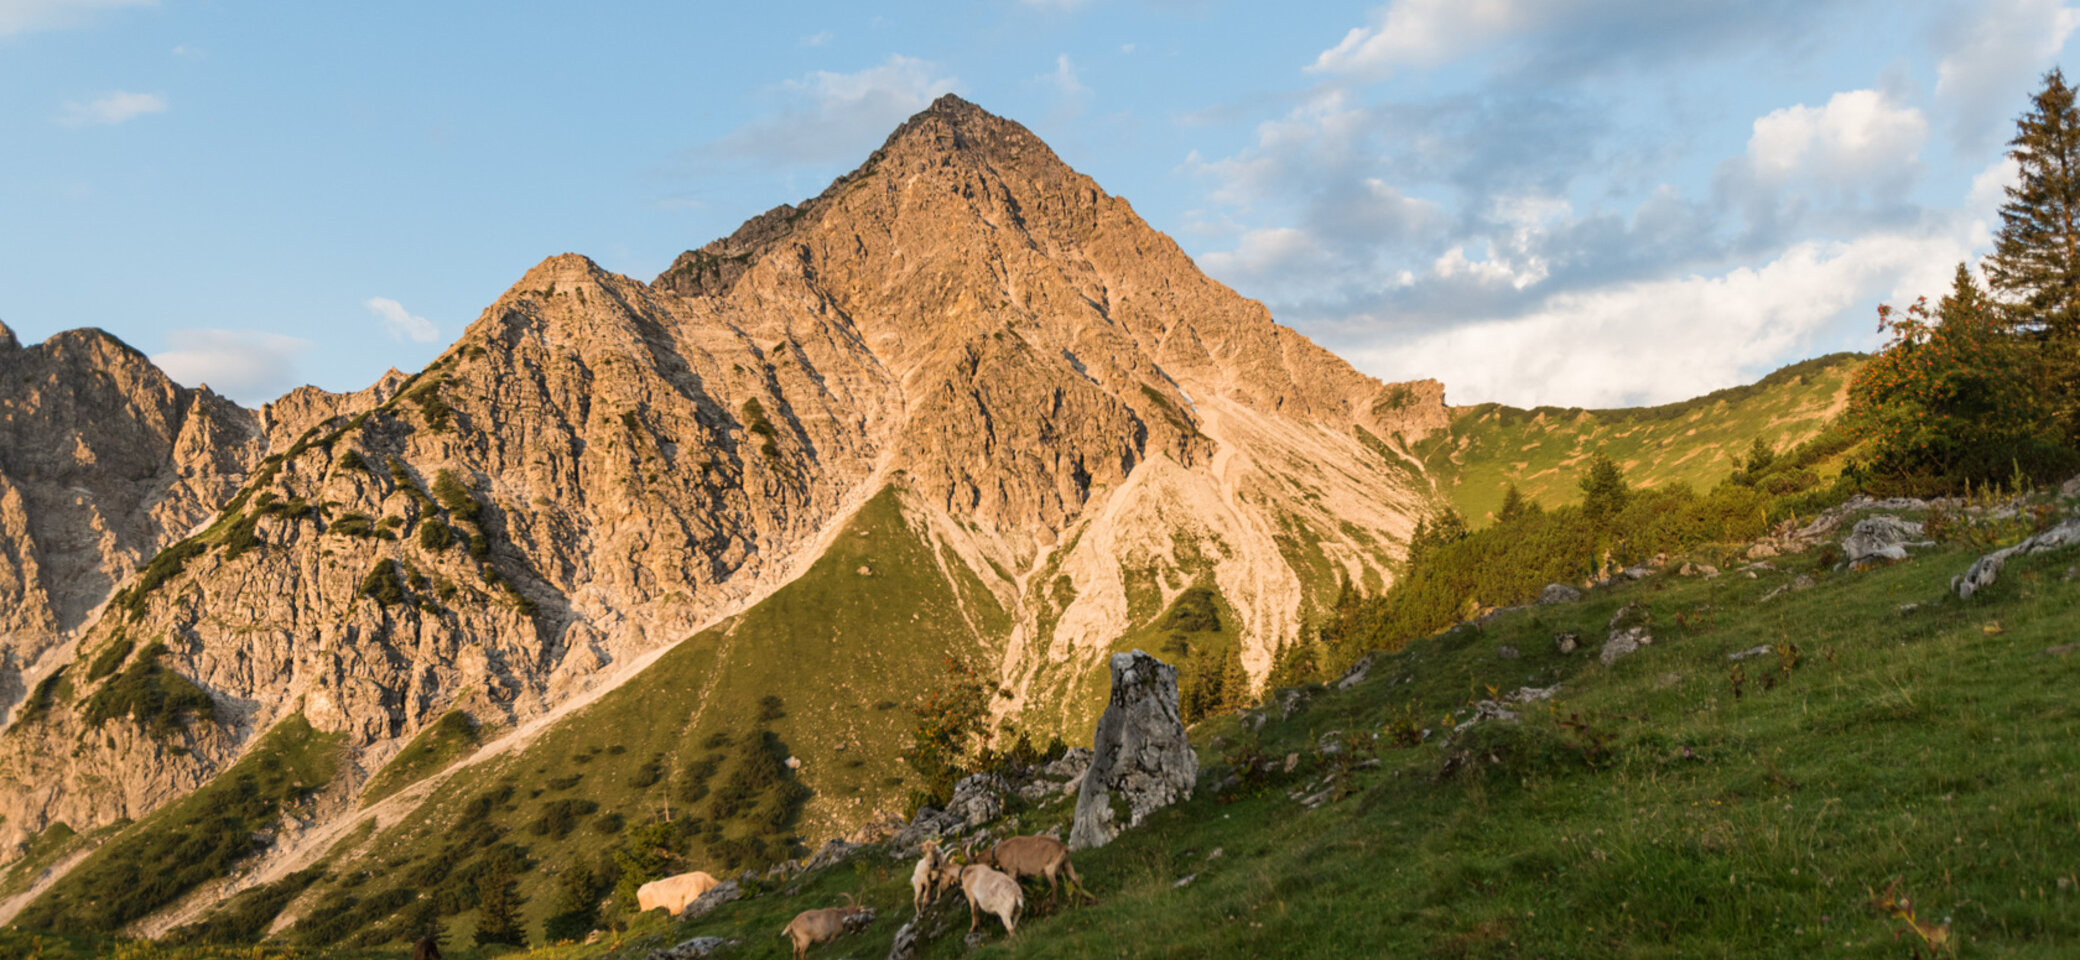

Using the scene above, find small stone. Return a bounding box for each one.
[1554,632,1579,655]
[857,565,873,576]
[1173,873,1198,888]
[1539,583,1584,605]
[1283,752,1300,773]
[1727,645,1773,661]
[1496,644,1519,660]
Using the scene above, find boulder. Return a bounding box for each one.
[2062,472,2080,500]
[676,880,740,922]
[1334,653,1375,690]
[1954,518,2080,599]
[1842,515,1932,564]
[1554,632,1579,655]
[944,773,1008,828]
[1538,583,1584,605]
[644,937,736,960]
[1599,603,1652,666]
[1070,651,1197,850]
[804,838,863,871]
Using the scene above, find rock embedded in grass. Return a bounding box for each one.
[1070,650,1196,850]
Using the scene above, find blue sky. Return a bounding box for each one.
[3,0,2075,409]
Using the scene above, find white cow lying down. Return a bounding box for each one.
[638,870,721,916]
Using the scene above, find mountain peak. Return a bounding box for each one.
[0,319,15,351]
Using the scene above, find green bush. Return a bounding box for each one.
[84,636,134,682]
[417,519,453,551]
[360,560,407,606]
[432,470,482,523]
[83,642,214,738]
[118,538,208,618]
[329,512,378,538]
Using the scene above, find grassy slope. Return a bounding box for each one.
[268,485,1006,947]
[1422,354,1861,524]
[358,711,479,808]
[430,503,2079,960]
[12,715,342,934]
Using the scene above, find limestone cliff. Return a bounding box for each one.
[0,324,261,724]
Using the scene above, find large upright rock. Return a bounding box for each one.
[1070,650,1197,850]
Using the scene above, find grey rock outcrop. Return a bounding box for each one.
[943,773,1008,829]
[1070,651,1196,850]
[644,937,735,960]
[1538,583,1583,605]
[1954,518,2080,599]
[1843,515,1933,564]
[1600,603,1653,666]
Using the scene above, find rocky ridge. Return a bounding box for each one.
[0,96,1448,928]
[0,324,261,723]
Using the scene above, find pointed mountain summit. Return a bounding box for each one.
[0,98,1448,938]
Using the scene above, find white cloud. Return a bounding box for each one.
[1310,0,1536,76]
[1933,0,2080,150]
[800,30,832,47]
[1743,89,1926,189]
[0,0,152,37]
[151,329,313,405]
[57,90,165,127]
[1346,224,1975,408]
[709,55,958,166]
[364,297,439,344]
[1047,54,1088,99]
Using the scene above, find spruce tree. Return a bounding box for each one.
[1578,453,1630,523]
[1987,68,2080,436]
[1496,483,1530,523]
[473,855,528,948]
[1988,68,2080,338]
[1214,641,1251,712]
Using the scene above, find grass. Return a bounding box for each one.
[15,715,341,935]
[493,511,2079,959]
[359,711,481,808]
[1422,353,1861,524]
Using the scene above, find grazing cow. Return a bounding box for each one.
[637,870,721,916]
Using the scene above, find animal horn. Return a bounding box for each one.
[839,891,856,906]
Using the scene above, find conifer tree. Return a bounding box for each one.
[473,854,528,948]
[1578,453,1630,523]
[1987,68,2080,436]
[1988,68,2080,337]
[1215,641,1251,713]
[1496,483,1531,523]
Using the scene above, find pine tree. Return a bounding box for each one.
[1214,641,1251,712]
[473,854,528,948]
[1496,483,1531,523]
[1578,453,1631,523]
[1987,68,2080,437]
[543,864,603,943]
[1989,68,2080,337]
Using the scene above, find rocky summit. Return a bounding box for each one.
[0,96,1447,934]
